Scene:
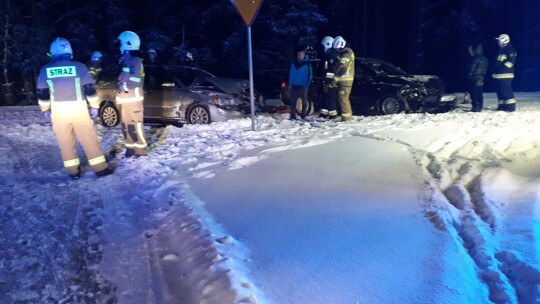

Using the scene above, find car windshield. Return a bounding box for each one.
[365,60,407,76]
[165,66,215,87]
[191,77,249,94]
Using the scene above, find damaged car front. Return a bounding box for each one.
[95,65,262,126]
[356,58,457,115]
[189,77,263,123]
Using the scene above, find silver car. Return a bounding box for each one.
[95,65,262,127]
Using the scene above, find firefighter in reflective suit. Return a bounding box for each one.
[116,31,147,157]
[492,34,517,112]
[319,36,340,119]
[332,36,355,121]
[36,37,113,179]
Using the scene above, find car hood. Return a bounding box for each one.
[386,74,444,91]
[200,77,250,94]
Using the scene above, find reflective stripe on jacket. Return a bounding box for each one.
[36,58,97,112]
[117,53,145,103]
[492,43,517,79]
[335,48,355,84]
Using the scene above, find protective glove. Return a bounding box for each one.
[89,107,99,118]
[325,78,337,88]
[43,111,51,120]
[117,82,129,93]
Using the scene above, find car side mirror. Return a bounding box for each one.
[162,83,175,87]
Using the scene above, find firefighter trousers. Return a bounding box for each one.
[51,110,107,176]
[495,78,516,112]
[323,84,339,118]
[337,83,353,121]
[120,101,147,156]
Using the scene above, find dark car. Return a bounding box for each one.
[95,64,263,127]
[281,57,456,116]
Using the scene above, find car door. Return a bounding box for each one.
[143,66,181,119]
[143,66,165,118]
[350,62,380,113]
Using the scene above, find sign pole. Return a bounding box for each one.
[231,0,263,131]
[248,26,255,131]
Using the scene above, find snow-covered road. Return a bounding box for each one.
[1,93,540,303]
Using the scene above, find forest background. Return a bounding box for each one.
[1,0,539,105]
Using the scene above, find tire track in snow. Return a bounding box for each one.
[347,123,540,304]
[420,134,540,304]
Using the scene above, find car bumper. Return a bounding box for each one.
[209,105,247,122]
[439,94,457,104]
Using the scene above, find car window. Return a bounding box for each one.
[355,64,369,80]
[169,67,214,87]
[145,66,177,89]
[190,78,221,92]
[367,61,407,76]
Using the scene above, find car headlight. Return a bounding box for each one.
[440,94,456,102]
[212,97,238,106]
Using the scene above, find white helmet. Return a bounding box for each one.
[117,31,141,53]
[91,51,103,62]
[496,34,510,47]
[50,37,73,58]
[333,36,346,49]
[321,36,334,53]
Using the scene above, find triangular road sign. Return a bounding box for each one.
[231,0,264,27]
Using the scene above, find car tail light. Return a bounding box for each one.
[212,97,220,104]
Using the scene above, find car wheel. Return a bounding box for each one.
[100,103,120,127]
[377,95,404,115]
[187,104,211,124]
[294,98,312,116]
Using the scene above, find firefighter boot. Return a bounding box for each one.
[69,165,82,180]
[125,148,136,158]
[95,166,114,177]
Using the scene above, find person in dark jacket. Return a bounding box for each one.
[288,46,313,120]
[88,51,103,81]
[467,43,489,112]
[492,34,517,112]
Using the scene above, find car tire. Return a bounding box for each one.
[100,103,120,127]
[377,95,404,115]
[187,104,211,124]
[294,98,312,116]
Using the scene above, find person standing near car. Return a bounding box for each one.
[147,49,159,64]
[332,36,355,121]
[467,43,489,112]
[36,37,114,179]
[88,51,103,81]
[288,45,313,120]
[116,31,147,157]
[319,36,340,119]
[492,34,517,112]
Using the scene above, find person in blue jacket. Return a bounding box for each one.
[288,45,313,120]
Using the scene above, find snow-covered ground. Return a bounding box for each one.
[1,93,540,304]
